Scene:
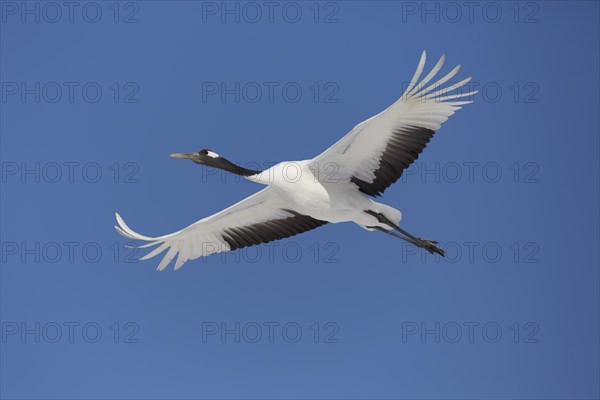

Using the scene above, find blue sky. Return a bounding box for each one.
[1,1,599,399]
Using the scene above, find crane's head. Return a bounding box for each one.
[169,149,263,177]
[170,149,221,167]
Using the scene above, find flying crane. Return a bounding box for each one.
[115,51,477,270]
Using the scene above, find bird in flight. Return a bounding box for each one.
[116,51,476,270]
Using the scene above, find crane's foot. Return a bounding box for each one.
[416,238,445,257]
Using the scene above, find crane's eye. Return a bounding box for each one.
[199,150,208,156]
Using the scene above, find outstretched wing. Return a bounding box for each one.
[115,187,327,271]
[314,51,476,197]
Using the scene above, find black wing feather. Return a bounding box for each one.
[221,210,327,251]
[351,125,435,197]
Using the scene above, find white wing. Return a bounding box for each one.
[115,187,327,271]
[314,51,476,196]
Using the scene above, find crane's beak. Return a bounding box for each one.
[170,153,195,160]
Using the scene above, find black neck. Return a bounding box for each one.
[216,158,263,177]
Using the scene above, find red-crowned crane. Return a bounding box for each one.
[116,51,476,270]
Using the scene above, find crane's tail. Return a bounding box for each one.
[373,203,402,227]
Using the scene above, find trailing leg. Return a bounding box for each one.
[365,210,445,257]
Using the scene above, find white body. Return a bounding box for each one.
[248,160,401,228]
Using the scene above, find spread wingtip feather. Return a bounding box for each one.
[115,212,178,271]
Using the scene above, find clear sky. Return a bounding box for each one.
[1,1,599,399]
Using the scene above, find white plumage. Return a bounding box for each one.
[116,51,476,270]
